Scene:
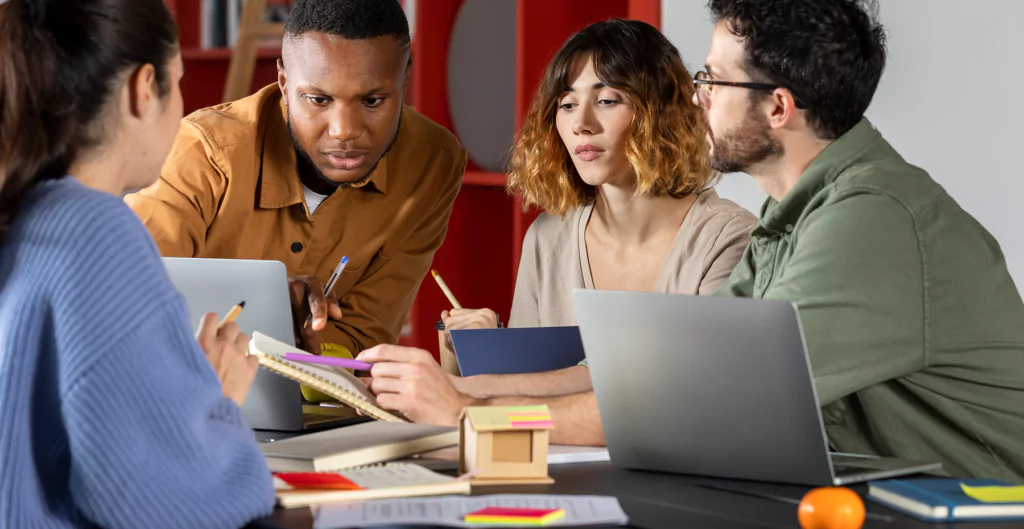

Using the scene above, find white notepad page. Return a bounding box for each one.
[313,494,628,528]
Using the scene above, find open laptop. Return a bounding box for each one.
[163,257,366,433]
[571,290,941,486]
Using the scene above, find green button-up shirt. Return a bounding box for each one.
[716,118,1024,482]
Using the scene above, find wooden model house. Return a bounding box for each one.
[458,405,554,485]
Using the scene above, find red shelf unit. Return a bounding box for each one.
[462,171,508,187]
[165,0,660,355]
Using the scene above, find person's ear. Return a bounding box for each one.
[403,54,413,94]
[277,58,289,105]
[766,88,799,130]
[127,63,159,120]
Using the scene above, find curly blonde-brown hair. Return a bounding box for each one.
[507,19,715,215]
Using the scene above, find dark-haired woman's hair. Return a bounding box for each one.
[0,0,179,241]
[507,19,713,215]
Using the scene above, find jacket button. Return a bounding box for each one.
[291,242,303,253]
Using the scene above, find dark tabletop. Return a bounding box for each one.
[248,462,1017,529]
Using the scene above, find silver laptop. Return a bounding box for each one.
[163,257,361,432]
[571,290,941,486]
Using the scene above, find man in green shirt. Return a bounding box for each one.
[700,0,1024,481]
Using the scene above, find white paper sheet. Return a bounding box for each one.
[312,494,628,528]
[408,445,610,471]
[546,446,610,465]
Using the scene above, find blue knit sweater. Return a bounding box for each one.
[0,178,275,528]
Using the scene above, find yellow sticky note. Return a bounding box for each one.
[961,483,1024,503]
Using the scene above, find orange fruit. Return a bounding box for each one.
[798,486,866,529]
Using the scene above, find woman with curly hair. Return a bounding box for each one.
[438,19,757,390]
[357,20,756,438]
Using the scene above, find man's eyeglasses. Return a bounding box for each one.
[693,71,807,109]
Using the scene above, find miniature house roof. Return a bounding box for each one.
[461,405,554,432]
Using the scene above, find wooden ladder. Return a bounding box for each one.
[222,0,286,103]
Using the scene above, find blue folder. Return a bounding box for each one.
[449,326,585,376]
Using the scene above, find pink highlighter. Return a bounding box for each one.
[282,353,373,371]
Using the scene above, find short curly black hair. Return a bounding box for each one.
[284,0,409,48]
[708,0,887,139]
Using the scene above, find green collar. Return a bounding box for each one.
[756,118,882,236]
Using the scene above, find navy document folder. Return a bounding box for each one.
[449,326,586,376]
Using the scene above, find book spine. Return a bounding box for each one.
[227,0,241,47]
[200,0,213,49]
[883,481,957,523]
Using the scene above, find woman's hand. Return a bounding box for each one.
[195,313,259,407]
[441,308,499,351]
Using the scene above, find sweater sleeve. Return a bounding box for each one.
[62,299,275,529]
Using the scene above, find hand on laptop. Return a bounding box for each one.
[289,275,344,355]
[195,312,259,407]
[356,345,480,425]
[441,308,498,351]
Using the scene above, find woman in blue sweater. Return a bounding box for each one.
[0,0,275,527]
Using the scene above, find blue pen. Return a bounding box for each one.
[304,256,348,328]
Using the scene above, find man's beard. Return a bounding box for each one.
[708,104,782,175]
[286,111,401,190]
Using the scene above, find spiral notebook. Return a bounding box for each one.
[272,462,470,509]
[249,332,402,422]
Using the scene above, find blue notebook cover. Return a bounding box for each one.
[449,326,585,376]
[868,478,1024,522]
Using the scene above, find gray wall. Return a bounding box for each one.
[663,0,1024,290]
